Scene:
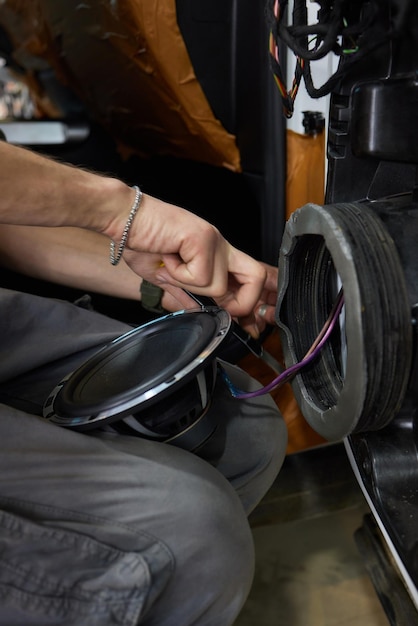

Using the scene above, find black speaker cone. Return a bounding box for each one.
[43,307,231,447]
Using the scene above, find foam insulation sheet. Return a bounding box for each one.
[0,0,241,170]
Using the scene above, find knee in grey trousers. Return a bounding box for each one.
[0,289,287,625]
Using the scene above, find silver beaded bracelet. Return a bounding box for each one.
[109,185,143,266]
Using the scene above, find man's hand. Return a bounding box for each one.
[120,195,278,336]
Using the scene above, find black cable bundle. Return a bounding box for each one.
[266,0,410,115]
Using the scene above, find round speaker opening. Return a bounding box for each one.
[276,201,412,440]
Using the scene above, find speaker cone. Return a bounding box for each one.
[43,307,231,449]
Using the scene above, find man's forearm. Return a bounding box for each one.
[0,138,277,329]
[0,224,142,300]
[0,141,134,238]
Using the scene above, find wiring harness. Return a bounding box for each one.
[266,0,396,117]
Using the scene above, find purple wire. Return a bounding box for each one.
[221,290,345,399]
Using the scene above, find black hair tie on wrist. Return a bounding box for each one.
[140,279,166,314]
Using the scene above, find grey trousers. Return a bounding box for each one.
[0,287,287,626]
